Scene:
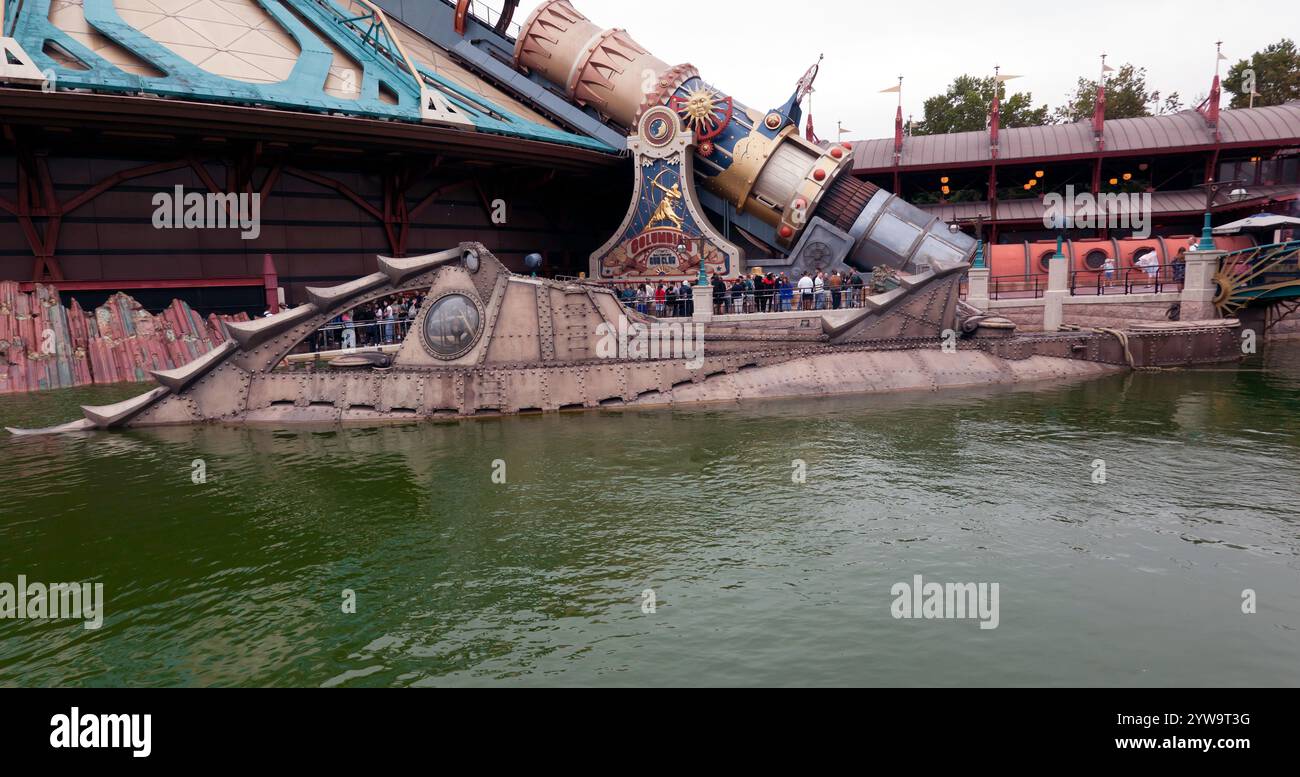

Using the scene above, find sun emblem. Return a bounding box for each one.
[668,86,733,141]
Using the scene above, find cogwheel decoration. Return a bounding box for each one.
[668,86,733,142]
[1212,241,1300,318]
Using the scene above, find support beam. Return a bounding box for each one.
[494,0,520,36]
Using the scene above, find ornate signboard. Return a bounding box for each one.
[591,106,741,281]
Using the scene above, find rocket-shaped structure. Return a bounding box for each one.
[513,0,976,273]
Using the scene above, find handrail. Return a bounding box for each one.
[988,273,1045,300]
[445,0,522,39]
[1068,266,1182,296]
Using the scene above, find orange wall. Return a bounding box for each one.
[985,235,1256,277]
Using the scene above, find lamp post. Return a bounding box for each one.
[951,216,987,268]
[1195,178,1246,251]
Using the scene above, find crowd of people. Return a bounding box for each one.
[302,266,899,354]
[615,267,896,317]
[313,292,422,351]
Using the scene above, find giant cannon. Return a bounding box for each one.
[512,0,976,280]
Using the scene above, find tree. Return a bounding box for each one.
[1224,39,1300,108]
[913,75,1050,135]
[1054,64,1181,123]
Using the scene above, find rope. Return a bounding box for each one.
[1058,323,1171,372]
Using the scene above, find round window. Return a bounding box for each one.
[1083,250,1108,270]
[461,248,480,273]
[421,293,483,359]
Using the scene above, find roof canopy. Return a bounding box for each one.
[853,102,1300,172]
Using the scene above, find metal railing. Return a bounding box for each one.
[311,318,417,352]
[611,285,877,316]
[440,0,523,38]
[989,274,1046,299]
[1069,266,1183,296]
[558,276,890,316]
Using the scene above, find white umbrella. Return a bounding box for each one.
[1212,213,1300,234]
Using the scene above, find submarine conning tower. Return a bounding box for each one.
[512,0,976,275]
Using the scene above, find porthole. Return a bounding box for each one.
[421,292,484,360]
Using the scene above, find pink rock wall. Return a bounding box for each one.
[0,282,248,394]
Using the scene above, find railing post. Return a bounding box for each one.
[967,266,990,310]
[691,282,713,323]
[1180,248,1226,320]
[1043,252,1069,331]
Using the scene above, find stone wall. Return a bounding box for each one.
[982,295,1180,332]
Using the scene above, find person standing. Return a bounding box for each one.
[797,272,814,310]
[1134,249,1159,280]
[849,270,865,307]
[341,311,356,349]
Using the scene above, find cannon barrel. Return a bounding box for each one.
[513,0,975,273]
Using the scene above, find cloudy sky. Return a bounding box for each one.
[514,0,1289,139]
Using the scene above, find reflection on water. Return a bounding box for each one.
[1,348,1299,687]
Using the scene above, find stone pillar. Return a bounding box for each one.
[966,267,991,310]
[692,282,714,323]
[1042,253,1069,331]
[1180,249,1224,321]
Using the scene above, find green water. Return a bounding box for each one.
[1,348,1299,687]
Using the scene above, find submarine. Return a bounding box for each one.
[6,242,1241,434]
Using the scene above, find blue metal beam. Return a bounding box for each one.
[6,0,613,152]
[369,0,626,150]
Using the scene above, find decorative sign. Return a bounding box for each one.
[591,106,741,281]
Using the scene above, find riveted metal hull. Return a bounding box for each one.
[5,244,1243,435]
